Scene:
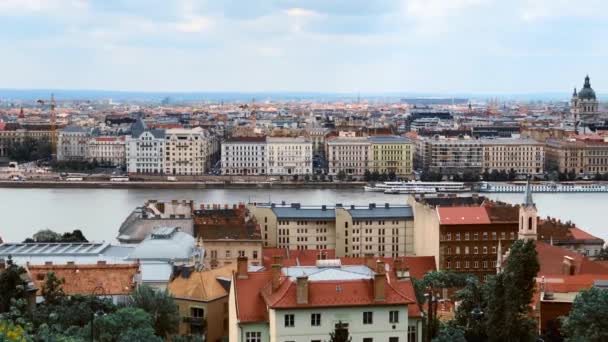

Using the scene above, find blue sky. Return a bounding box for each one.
[1,0,607,94]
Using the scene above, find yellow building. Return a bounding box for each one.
[368,136,414,177]
[168,264,236,342]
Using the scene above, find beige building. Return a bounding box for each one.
[326,136,370,177]
[168,264,236,342]
[545,136,608,175]
[249,202,415,258]
[57,126,90,161]
[416,136,483,175]
[87,136,126,167]
[481,138,545,175]
[197,227,263,270]
[164,127,210,175]
[266,137,312,175]
[220,136,266,175]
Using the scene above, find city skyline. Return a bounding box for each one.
[2,0,608,93]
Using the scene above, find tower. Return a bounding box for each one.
[518,178,538,241]
[571,75,599,129]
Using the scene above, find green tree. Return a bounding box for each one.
[596,246,608,261]
[41,272,65,305]
[0,257,28,313]
[432,322,466,342]
[363,170,371,182]
[561,287,608,342]
[7,137,52,162]
[453,276,486,342]
[329,321,351,342]
[24,229,88,243]
[508,168,517,181]
[89,307,162,342]
[127,285,179,338]
[336,171,346,181]
[388,170,396,181]
[371,170,380,181]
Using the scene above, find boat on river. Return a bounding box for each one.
[476,181,608,193]
[364,181,468,194]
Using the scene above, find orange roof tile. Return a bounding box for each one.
[28,263,138,296]
[168,264,235,301]
[569,227,602,241]
[536,241,608,277]
[437,207,491,225]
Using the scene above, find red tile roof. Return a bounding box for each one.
[28,263,139,296]
[569,227,601,241]
[542,274,608,294]
[437,207,491,225]
[535,241,608,277]
[234,271,272,323]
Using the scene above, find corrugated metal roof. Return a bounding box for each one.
[0,242,110,256]
[272,207,336,220]
[348,206,413,219]
[283,265,374,281]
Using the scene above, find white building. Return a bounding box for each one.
[126,120,166,174]
[221,136,267,175]
[87,136,126,167]
[266,137,312,176]
[229,257,422,342]
[164,127,209,176]
[57,126,90,161]
[326,136,371,177]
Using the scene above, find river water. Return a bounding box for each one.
[0,188,606,243]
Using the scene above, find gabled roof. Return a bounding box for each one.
[437,206,491,225]
[536,241,608,277]
[168,264,236,302]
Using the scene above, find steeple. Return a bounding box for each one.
[496,239,503,273]
[572,87,577,97]
[584,75,591,88]
[524,177,535,208]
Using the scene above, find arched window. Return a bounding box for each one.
[528,217,533,231]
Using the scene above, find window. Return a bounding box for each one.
[389,310,399,323]
[190,307,204,335]
[226,250,231,258]
[474,261,479,268]
[284,314,295,327]
[311,313,321,326]
[446,233,451,241]
[363,338,373,342]
[210,250,217,259]
[465,232,470,240]
[483,247,488,254]
[474,247,479,254]
[408,326,417,342]
[238,250,245,257]
[474,232,479,240]
[363,311,373,324]
[455,232,460,241]
[253,250,258,259]
[245,332,261,342]
[465,246,470,254]
[390,338,399,342]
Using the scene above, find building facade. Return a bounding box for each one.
[164,127,209,176]
[571,75,599,124]
[326,137,370,177]
[249,203,415,258]
[545,136,608,175]
[481,138,545,175]
[368,136,414,177]
[0,129,54,158]
[87,136,126,167]
[266,137,312,176]
[57,126,90,161]
[416,137,483,175]
[221,137,267,175]
[126,129,165,174]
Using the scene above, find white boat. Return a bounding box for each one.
[477,181,608,193]
[365,181,468,193]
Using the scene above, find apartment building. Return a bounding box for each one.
[221,136,266,175]
[249,203,414,258]
[164,127,209,175]
[545,136,608,175]
[416,136,483,175]
[126,129,165,174]
[229,257,423,342]
[369,136,414,177]
[0,129,54,158]
[57,126,90,161]
[326,135,414,178]
[481,138,545,175]
[326,136,370,177]
[266,137,312,175]
[87,136,126,167]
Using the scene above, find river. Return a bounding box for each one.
[0,188,606,243]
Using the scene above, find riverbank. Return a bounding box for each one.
[0,180,367,189]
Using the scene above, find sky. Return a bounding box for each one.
[1,0,608,94]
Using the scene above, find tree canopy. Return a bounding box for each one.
[561,287,608,342]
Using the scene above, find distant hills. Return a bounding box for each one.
[0,88,580,103]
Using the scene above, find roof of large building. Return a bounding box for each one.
[128,227,197,261]
[577,75,596,100]
[367,135,413,144]
[271,206,336,220]
[28,262,139,296]
[168,264,236,302]
[348,205,413,219]
[437,206,491,225]
[536,241,608,277]
[196,225,261,241]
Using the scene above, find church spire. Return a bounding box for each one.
[572,87,577,97]
[584,75,591,88]
[524,177,534,208]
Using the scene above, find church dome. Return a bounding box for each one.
[578,75,596,100]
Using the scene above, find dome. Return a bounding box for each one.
[578,75,596,100]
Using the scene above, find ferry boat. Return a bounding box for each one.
[477,181,608,193]
[364,181,468,194]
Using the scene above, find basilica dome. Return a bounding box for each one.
[578,75,596,100]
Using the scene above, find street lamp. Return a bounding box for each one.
[90,285,107,342]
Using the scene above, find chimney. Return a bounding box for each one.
[562,256,575,276]
[364,253,375,270]
[237,256,248,279]
[393,259,402,275]
[97,260,107,266]
[0,259,5,271]
[374,273,386,301]
[376,260,385,274]
[272,255,283,265]
[296,276,309,304]
[271,264,282,291]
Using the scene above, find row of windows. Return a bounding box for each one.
[444,231,514,241]
[446,259,496,269]
[209,249,258,260]
[283,311,399,328]
[446,245,496,255]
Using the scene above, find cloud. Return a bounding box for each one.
[0,0,87,14]
[175,16,213,33]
